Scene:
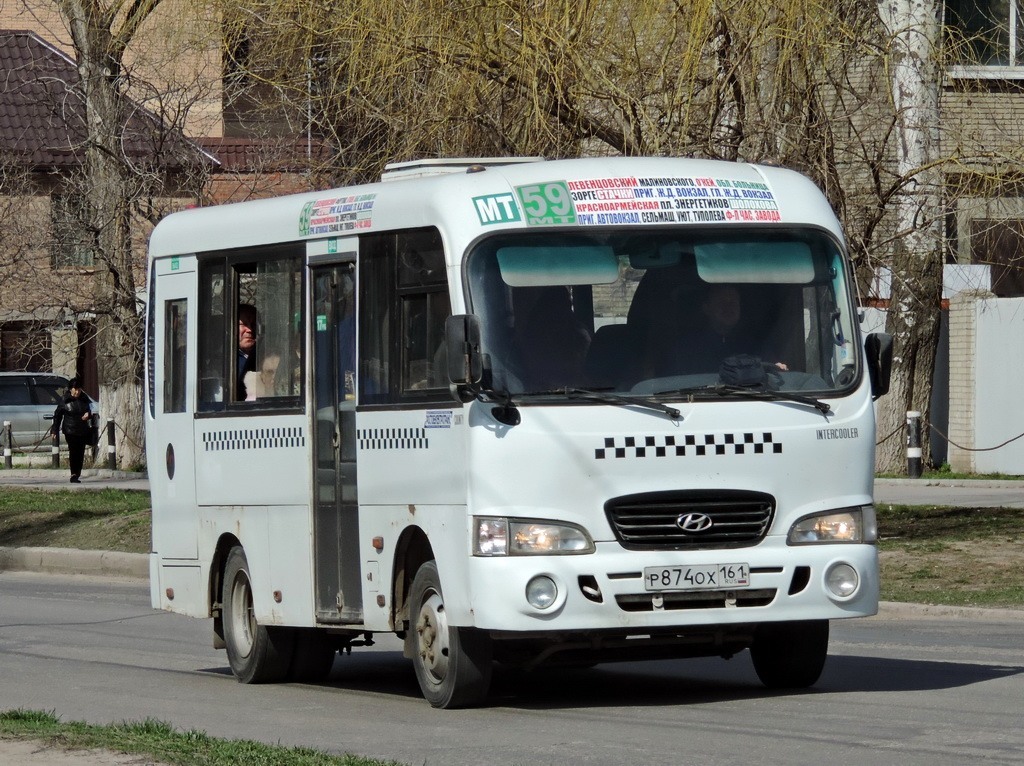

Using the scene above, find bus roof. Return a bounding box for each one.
[147,157,845,261]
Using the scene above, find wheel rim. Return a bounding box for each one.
[415,589,450,684]
[229,569,256,659]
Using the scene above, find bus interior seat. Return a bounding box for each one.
[584,323,641,389]
[513,286,591,390]
[624,260,703,378]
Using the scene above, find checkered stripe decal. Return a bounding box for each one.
[594,432,782,459]
[203,427,306,452]
[358,428,429,451]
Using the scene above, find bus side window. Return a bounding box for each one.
[163,299,187,413]
[235,256,303,403]
[397,230,450,395]
[197,262,226,409]
[359,227,451,403]
[196,248,303,411]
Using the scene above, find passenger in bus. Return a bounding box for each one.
[670,284,788,376]
[237,303,259,400]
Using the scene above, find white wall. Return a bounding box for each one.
[947,293,1024,474]
[970,296,1024,473]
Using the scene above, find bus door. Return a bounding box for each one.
[150,262,198,560]
[309,245,361,623]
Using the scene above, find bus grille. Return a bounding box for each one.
[604,490,775,549]
[616,589,777,611]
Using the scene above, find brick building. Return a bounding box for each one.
[0,2,321,386]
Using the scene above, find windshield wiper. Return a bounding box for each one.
[654,384,831,415]
[555,387,681,420]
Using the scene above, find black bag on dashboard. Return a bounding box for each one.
[719,354,766,387]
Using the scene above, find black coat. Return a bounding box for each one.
[52,392,93,438]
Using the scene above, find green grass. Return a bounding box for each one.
[0,488,150,553]
[0,709,402,766]
[876,504,1024,608]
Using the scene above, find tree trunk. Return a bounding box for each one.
[875,0,944,473]
[60,0,148,468]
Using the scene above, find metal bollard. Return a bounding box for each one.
[106,418,116,470]
[3,420,11,469]
[906,410,922,478]
[51,429,60,468]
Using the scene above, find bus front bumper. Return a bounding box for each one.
[463,539,878,633]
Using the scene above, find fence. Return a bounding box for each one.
[1,418,119,470]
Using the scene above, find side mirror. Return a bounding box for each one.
[445,314,483,393]
[864,332,893,399]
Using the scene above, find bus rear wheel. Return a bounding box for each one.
[750,619,829,689]
[223,546,295,683]
[409,560,492,708]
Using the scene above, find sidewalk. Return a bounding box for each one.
[0,467,149,492]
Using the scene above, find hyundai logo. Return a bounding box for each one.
[677,513,714,533]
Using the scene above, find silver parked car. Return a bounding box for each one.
[0,372,70,451]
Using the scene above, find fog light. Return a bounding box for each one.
[525,575,558,610]
[825,562,859,599]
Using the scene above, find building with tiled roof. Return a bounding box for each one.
[0,26,319,389]
[0,29,212,171]
[0,29,221,388]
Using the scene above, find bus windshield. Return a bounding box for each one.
[465,228,859,397]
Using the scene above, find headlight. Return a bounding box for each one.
[787,506,877,545]
[474,517,595,555]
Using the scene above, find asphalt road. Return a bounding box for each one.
[1,572,1022,766]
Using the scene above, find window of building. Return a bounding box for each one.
[1,325,51,371]
[50,194,95,269]
[359,228,451,404]
[197,245,303,412]
[946,1,1024,73]
[971,218,1024,296]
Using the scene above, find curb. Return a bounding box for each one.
[877,599,1024,621]
[874,477,1024,489]
[0,468,147,481]
[0,546,148,579]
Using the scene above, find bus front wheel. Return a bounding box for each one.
[223,546,295,683]
[409,560,492,708]
[750,619,829,689]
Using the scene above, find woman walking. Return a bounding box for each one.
[52,377,93,483]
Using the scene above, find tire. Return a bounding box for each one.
[750,620,829,689]
[288,629,337,682]
[222,546,295,683]
[409,560,493,708]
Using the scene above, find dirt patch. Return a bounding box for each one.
[0,738,162,765]
[880,538,1024,607]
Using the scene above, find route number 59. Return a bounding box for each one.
[516,182,577,226]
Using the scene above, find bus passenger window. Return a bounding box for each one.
[163,299,187,413]
[235,258,303,403]
[398,231,450,395]
[197,264,226,408]
[196,248,303,411]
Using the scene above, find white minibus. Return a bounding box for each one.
[146,156,893,707]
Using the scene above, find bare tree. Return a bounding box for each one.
[11,1,217,467]
[209,0,965,471]
[874,0,944,471]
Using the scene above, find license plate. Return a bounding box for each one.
[643,563,750,592]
